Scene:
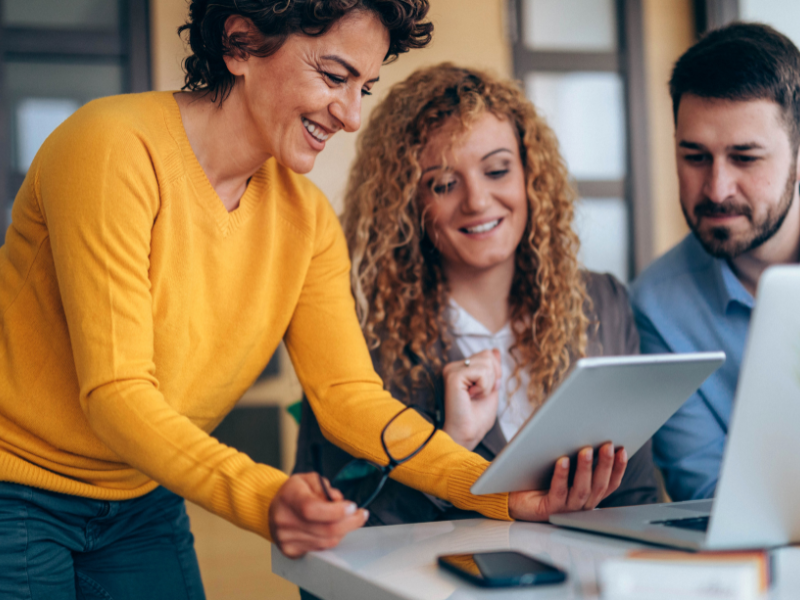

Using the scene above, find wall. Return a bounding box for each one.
[150,0,191,92]
[641,0,693,260]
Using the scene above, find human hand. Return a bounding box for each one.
[268,472,369,558]
[507,442,627,520]
[442,349,502,450]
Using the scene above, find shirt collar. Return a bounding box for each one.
[715,256,755,313]
[448,300,512,338]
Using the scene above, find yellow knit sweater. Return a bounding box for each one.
[0,92,509,539]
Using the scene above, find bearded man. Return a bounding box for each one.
[631,22,800,502]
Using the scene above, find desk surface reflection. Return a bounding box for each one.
[272,518,800,600]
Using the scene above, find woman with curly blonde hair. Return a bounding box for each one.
[295,63,657,529]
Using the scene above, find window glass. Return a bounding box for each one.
[526,71,626,180]
[16,99,81,171]
[523,0,617,52]
[6,60,123,172]
[740,1,800,50]
[2,0,119,30]
[573,197,629,282]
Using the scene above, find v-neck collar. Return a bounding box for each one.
[164,92,268,237]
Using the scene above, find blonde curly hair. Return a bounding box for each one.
[343,63,589,405]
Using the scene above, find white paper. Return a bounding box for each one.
[599,558,763,600]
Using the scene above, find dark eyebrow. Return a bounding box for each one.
[730,143,765,151]
[321,55,380,84]
[481,148,513,161]
[679,141,766,151]
[422,165,442,175]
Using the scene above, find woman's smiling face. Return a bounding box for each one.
[225,10,390,174]
[419,111,529,280]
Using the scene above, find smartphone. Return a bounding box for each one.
[437,550,567,587]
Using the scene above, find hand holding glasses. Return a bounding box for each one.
[270,405,434,559]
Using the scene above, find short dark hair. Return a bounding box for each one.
[670,22,800,147]
[179,0,433,102]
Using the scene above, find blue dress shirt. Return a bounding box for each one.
[630,233,753,501]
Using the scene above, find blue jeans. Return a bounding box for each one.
[0,482,206,600]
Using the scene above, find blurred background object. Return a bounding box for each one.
[519,0,631,282]
[3,1,798,598]
[1,0,149,227]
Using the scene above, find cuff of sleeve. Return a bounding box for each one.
[446,456,511,521]
[210,459,289,542]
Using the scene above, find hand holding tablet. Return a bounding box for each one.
[506,441,628,520]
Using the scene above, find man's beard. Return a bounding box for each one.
[682,167,797,260]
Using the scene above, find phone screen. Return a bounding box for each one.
[438,551,566,587]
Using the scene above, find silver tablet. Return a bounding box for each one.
[470,352,725,495]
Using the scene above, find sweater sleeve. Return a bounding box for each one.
[283,201,510,521]
[37,109,288,540]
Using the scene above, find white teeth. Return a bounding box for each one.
[464,219,501,234]
[302,117,329,142]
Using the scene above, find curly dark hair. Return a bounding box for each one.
[179,0,433,102]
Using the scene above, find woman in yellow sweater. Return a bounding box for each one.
[0,2,587,598]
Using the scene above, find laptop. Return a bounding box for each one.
[550,265,800,550]
[471,352,725,495]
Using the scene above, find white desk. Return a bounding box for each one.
[272,519,800,600]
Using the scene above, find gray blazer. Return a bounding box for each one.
[294,272,658,525]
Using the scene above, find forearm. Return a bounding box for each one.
[294,370,511,520]
[84,380,287,539]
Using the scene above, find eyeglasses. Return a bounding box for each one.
[313,405,438,510]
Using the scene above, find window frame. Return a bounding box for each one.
[695,0,739,34]
[0,0,151,238]
[509,0,651,277]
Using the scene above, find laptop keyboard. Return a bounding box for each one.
[650,516,709,532]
